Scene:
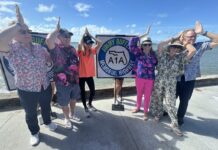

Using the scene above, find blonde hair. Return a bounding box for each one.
[181,28,196,40]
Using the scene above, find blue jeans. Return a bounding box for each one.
[176,75,195,124]
[18,84,52,135]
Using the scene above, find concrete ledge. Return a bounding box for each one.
[1,75,218,108]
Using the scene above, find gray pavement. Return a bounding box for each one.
[0,86,218,150]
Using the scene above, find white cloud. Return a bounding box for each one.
[0,1,20,14]
[0,1,19,6]
[44,16,58,22]
[0,6,13,13]
[36,4,55,13]
[126,24,136,28]
[74,3,92,17]
[157,13,168,18]
[70,24,121,41]
[81,13,89,18]
[154,21,161,26]
[29,24,56,33]
[156,30,162,34]
[0,16,16,29]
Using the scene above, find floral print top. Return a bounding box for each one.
[129,37,158,79]
[50,44,79,86]
[156,47,188,80]
[8,41,51,92]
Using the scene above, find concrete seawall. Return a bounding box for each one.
[1,75,218,108]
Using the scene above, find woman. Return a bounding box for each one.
[0,5,57,146]
[150,38,196,136]
[78,28,102,117]
[46,19,81,129]
[129,32,157,121]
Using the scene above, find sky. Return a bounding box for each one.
[0,0,218,42]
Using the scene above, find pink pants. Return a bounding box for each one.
[136,77,154,113]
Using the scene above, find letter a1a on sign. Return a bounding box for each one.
[96,34,135,78]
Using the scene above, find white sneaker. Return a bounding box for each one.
[45,122,57,131]
[87,104,97,111]
[70,115,81,122]
[30,132,39,146]
[85,109,91,118]
[64,119,72,129]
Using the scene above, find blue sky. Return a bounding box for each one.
[0,0,218,42]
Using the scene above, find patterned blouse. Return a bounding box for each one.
[157,48,188,80]
[50,44,79,86]
[8,41,51,92]
[129,37,158,80]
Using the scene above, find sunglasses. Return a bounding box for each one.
[19,29,31,35]
[170,45,183,49]
[142,44,151,47]
[61,34,72,39]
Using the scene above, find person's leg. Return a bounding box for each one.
[86,77,95,106]
[79,77,88,109]
[149,79,164,119]
[177,77,195,125]
[56,84,72,128]
[164,84,178,127]
[114,78,124,99]
[133,77,144,112]
[164,82,183,136]
[143,79,154,114]
[18,89,39,135]
[38,85,52,125]
[69,84,81,120]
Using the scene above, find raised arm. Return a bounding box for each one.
[129,36,140,55]
[184,44,196,60]
[139,25,151,39]
[158,32,183,56]
[46,17,60,50]
[86,28,102,50]
[195,21,218,48]
[0,5,23,53]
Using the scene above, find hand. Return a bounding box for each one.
[144,24,151,35]
[15,4,24,25]
[85,27,89,35]
[56,17,60,32]
[195,21,204,34]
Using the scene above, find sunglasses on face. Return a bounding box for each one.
[62,35,71,39]
[142,44,151,47]
[19,29,31,35]
[170,45,183,49]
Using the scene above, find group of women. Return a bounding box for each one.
[1,5,218,146]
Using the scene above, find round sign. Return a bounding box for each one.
[98,37,135,77]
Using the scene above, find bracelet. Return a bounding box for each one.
[201,31,208,36]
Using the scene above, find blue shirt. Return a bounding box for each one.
[177,41,212,81]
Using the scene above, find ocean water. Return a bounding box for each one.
[0,44,218,93]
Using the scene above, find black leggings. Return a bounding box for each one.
[79,77,95,109]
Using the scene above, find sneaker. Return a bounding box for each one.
[64,119,72,129]
[132,108,140,113]
[87,104,97,111]
[30,132,39,146]
[116,96,122,104]
[85,109,91,118]
[170,123,183,136]
[70,115,81,122]
[45,122,57,131]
